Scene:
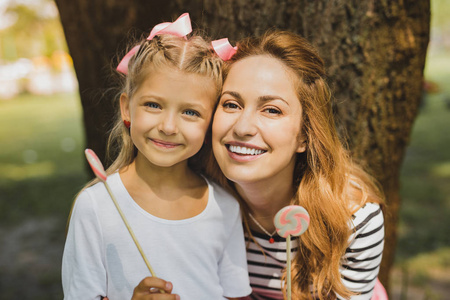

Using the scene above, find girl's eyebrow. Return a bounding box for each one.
[180,102,208,112]
[221,91,288,105]
[138,94,164,101]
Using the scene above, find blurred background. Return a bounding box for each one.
[0,0,448,299]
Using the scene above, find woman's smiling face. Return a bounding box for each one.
[212,55,306,186]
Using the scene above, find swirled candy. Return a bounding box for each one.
[274,205,310,238]
[85,149,107,182]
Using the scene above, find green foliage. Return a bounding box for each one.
[395,50,450,296]
[431,0,450,29]
[0,0,67,61]
[0,93,88,225]
[397,53,450,259]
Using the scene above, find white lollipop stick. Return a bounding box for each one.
[274,205,310,300]
[85,149,158,278]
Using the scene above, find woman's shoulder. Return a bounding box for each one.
[350,202,384,235]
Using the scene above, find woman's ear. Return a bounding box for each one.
[120,93,131,121]
[296,135,307,153]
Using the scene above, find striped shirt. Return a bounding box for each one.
[245,203,384,300]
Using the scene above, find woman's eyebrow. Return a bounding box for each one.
[221,91,242,100]
[258,95,289,105]
[221,91,289,106]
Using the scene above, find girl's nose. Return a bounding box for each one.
[158,112,178,135]
[232,109,257,137]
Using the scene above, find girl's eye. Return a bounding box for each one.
[145,102,160,109]
[183,109,200,117]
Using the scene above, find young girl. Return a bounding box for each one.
[62,14,251,300]
[209,30,385,299]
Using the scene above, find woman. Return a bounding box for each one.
[208,30,384,300]
[114,30,385,300]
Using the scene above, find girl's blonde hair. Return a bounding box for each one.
[106,33,223,176]
[205,30,384,299]
[66,33,223,231]
[94,34,222,178]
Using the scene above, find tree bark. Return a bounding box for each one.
[55,0,430,294]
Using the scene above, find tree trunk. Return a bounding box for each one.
[54,0,175,163]
[55,0,430,294]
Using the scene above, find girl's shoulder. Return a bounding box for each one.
[75,173,122,210]
[203,176,240,209]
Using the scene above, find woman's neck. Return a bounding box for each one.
[236,176,295,228]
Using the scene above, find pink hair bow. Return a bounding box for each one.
[212,38,237,61]
[117,13,192,75]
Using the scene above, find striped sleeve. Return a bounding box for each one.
[339,203,385,299]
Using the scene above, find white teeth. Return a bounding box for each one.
[229,145,264,155]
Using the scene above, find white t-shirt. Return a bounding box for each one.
[62,173,251,300]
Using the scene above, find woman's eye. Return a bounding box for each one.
[145,102,160,109]
[222,102,239,110]
[183,109,200,117]
[264,107,282,115]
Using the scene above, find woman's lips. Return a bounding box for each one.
[225,143,267,161]
[227,145,265,155]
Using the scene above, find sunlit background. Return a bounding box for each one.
[0,0,449,299]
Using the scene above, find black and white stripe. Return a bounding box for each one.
[245,203,384,300]
[339,203,384,299]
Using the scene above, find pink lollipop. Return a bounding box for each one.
[85,149,107,182]
[274,205,310,237]
[274,205,310,300]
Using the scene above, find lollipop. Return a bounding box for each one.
[85,149,159,280]
[274,205,310,300]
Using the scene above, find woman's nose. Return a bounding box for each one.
[232,109,257,137]
[158,112,178,135]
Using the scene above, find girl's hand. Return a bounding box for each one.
[133,277,179,299]
[101,277,179,300]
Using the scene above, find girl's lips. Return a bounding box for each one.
[150,138,180,149]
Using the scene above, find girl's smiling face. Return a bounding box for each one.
[212,55,306,186]
[121,66,217,168]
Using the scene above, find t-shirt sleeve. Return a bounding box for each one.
[62,188,107,300]
[218,209,252,298]
[339,203,385,299]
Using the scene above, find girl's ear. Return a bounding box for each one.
[120,93,131,121]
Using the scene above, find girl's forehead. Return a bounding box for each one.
[143,65,218,89]
[132,66,218,104]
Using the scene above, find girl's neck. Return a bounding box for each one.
[131,153,201,189]
[119,154,208,220]
[119,153,205,203]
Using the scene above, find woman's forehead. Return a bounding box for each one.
[223,55,299,97]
